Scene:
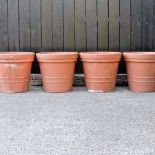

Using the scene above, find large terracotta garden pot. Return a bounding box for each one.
[80,52,121,92]
[124,52,155,93]
[37,52,78,93]
[0,52,35,93]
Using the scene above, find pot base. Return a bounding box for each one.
[86,81,116,93]
[43,82,73,93]
[0,82,29,93]
[0,89,28,93]
[128,82,155,93]
[43,89,72,93]
[88,89,114,93]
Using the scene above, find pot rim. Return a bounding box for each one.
[80,51,121,55]
[124,52,155,56]
[37,52,78,55]
[0,52,35,62]
[79,51,121,62]
[0,52,34,55]
[123,52,155,62]
[37,52,78,62]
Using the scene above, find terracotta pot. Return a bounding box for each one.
[37,52,78,93]
[0,52,35,93]
[124,52,155,93]
[80,52,121,92]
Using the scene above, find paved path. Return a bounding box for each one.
[0,87,155,155]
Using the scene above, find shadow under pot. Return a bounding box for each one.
[80,52,122,92]
[124,52,155,93]
[0,52,35,93]
[37,52,78,93]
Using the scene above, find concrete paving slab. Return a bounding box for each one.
[0,87,154,155]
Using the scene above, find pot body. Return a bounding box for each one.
[124,52,155,93]
[0,52,34,93]
[80,52,121,92]
[37,52,78,93]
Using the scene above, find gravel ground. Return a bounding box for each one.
[0,87,154,155]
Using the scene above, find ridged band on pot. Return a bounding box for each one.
[124,52,155,93]
[0,52,35,93]
[37,52,78,93]
[80,52,122,92]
